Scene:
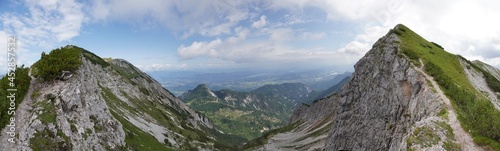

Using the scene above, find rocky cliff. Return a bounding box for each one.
[248,24,500,150]
[0,46,234,150]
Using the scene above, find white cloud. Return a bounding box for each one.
[300,32,326,40]
[178,39,222,59]
[176,26,381,70]
[338,25,390,58]
[310,0,500,69]
[89,0,110,21]
[137,63,188,72]
[385,0,500,67]
[268,0,396,21]
[269,28,294,42]
[88,0,250,38]
[1,0,85,47]
[252,15,267,28]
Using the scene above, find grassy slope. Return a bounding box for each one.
[182,89,293,142]
[100,71,241,150]
[395,24,500,150]
[99,85,173,151]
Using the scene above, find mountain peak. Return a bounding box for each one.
[250,24,500,150]
[179,84,218,101]
[194,83,211,91]
[0,46,239,150]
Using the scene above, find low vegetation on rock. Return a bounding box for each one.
[395,24,500,150]
[0,66,30,133]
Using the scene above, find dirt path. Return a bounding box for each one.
[415,60,481,151]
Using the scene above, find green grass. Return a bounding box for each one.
[434,121,461,151]
[31,89,41,99]
[139,87,150,96]
[407,126,440,148]
[434,121,455,140]
[81,49,110,67]
[395,24,500,150]
[443,140,461,151]
[29,95,71,151]
[30,128,72,151]
[83,128,92,139]
[109,60,141,80]
[70,123,77,133]
[437,108,448,119]
[36,99,56,124]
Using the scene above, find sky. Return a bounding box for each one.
[1,0,500,74]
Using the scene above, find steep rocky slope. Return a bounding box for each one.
[179,83,314,141]
[0,46,236,150]
[473,60,500,81]
[247,24,500,150]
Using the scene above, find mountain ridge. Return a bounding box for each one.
[245,24,500,150]
[0,45,239,150]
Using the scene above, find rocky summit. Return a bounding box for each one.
[0,46,238,150]
[244,24,500,150]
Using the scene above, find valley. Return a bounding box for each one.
[149,69,351,96]
[179,83,316,142]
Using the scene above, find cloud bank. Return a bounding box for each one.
[1,0,500,72]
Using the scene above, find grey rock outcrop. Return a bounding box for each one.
[323,30,441,151]
[256,26,458,151]
[0,50,221,150]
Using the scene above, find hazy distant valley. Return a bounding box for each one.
[149,70,352,96]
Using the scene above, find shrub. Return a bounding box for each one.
[0,66,30,131]
[430,42,444,49]
[32,46,82,81]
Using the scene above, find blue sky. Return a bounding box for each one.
[1,0,500,73]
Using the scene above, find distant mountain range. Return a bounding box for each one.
[148,69,352,96]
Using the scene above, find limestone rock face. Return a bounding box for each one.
[258,27,449,151]
[0,52,220,150]
[323,32,441,151]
